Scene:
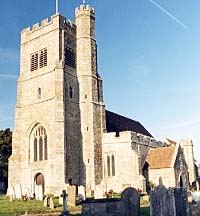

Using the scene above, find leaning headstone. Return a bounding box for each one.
[67,186,76,206]
[121,187,140,216]
[78,185,85,200]
[50,198,54,209]
[150,185,176,216]
[43,197,48,207]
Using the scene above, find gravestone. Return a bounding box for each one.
[8,186,15,199]
[35,185,43,200]
[150,185,189,216]
[14,184,22,198]
[192,191,200,203]
[67,186,76,206]
[10,194,13,202]
[121,187,140,216]
[43,197,48,207]
[150,185,176,216]
[174,188,189,216]
[60,190,70,216]
[85,186,91,197]
[50,197,54,209]
[78,185,85,200]
[59,195,63,205]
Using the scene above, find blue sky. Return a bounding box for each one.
[0,0,200,161]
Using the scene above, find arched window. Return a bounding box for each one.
[38,88,41,99]
[112,155,115,176]
[44,135,48,160]
[39,137,43,161]
[34,138,37,161]
[107,155,111,177]
[32,125,48,162]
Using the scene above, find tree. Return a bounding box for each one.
[0,128,12,188]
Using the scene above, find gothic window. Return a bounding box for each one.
[112,155,115,176]
[32,125,48,162]
[106,154,116,177]
[65,47,76,69]
[69,86,73,98]
[34,138,37,161]
[44,135,48,160]
[107,155,111,177]
[39,137,43,161]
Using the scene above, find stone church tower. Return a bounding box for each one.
[8,3,105,197]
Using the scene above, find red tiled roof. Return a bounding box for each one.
[146,146,176,169]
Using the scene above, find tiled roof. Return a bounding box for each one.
[146,146,176,169]
[165,138,177,145]
[105,110,153,137]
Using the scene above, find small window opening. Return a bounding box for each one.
[38,88,41,99]
[69,86,73,99]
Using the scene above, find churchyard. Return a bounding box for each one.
[0,191,150,216]
[2,184,200,215]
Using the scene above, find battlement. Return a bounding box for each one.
[75,4,95,17]
[103,131,165,148]
[20,14,76,44]
[21,14,73,36]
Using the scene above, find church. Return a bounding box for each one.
[8,2,197,199]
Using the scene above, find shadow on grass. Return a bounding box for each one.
[141,206,150,216]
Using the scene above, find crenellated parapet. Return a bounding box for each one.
[21,14,76,44]
[103,131,165,148]
[75,4,95,18]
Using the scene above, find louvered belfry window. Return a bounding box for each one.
[30,48,47,71]
[65,47,76,69]
[31,53,38,71]
[39,48,47,68]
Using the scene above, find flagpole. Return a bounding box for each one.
[56,0,58,14]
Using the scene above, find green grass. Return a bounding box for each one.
[0,194,149,216]
[0,195,49,216]
[0,195,82,216]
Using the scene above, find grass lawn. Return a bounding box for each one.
[0,195,82,216]
[0,194,149,216]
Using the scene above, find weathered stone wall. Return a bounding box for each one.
[149,168,176,187]
[174,145,189,188]
[8,14,74,196]
[75,4,106,190]
[179,139,196,184]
